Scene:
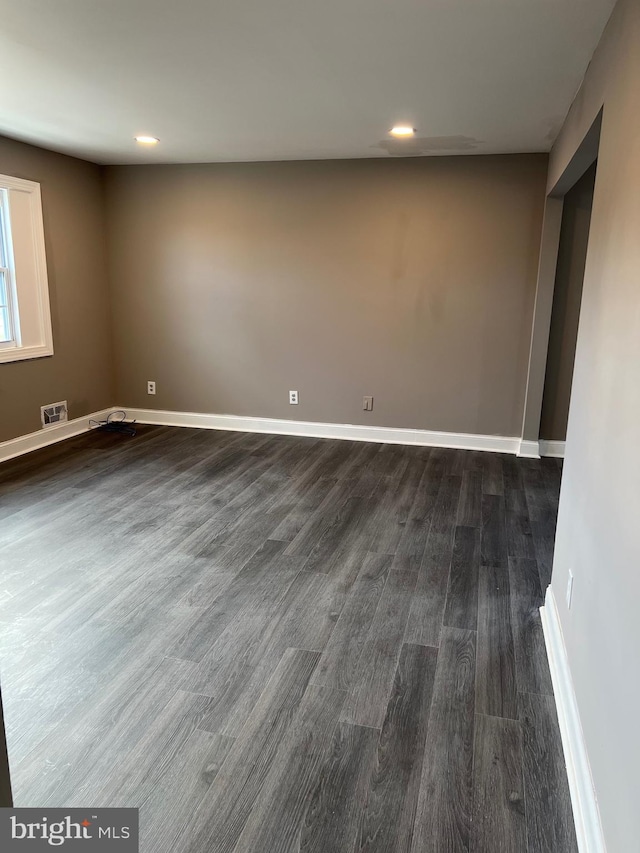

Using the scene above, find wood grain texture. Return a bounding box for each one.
[506,510,536,560]
[141,728,234,853]
[394,450,446,574]
[501,455,527,515]
[230,683,347,853]
[184,647,321,853]
[209,570,345,738]
[0,427,572,852]
[340,568,418,729]
[471,714,526,853]
[312,553,391,690]
[443,525,480,631]
[270,476,338,539]
[411,627,476,853]
[476,564,518,721]
[528,505,557,592]
[300,722,379,853]
[365,459,426,556]
[519,691,579,853]
[457,470,483,528]
[18,655,198,807]
[509,557,553,696]
[404,475,461,647]
[183,568,328,722]
[358,642,437,853]
[481,494,508,568]
[92,689,226,806]
[167,539,300,663]
[481,453,504,496]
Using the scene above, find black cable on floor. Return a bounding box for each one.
[89,410,137,436]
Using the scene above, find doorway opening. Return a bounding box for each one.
[539,160,597,456]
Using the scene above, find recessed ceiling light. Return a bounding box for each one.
[389,126,416,137]
[134,135,160,145]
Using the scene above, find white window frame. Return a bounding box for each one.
[0,174,53,364]
[0,198,18,349]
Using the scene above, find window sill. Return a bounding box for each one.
[0,343,54,364]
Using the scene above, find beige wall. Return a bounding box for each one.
[539,161,596,441]
[104,155,547,437]
[548,0,640,848]
[0,136,114,442]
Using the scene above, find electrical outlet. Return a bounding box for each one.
[566,570,574,609]
[363,396,374,411]
[289,390,299,405]
[147,380,156,395]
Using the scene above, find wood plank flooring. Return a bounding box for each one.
[0,426,577,852]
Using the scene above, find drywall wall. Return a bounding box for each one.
[104,155,547,437]
[519,195,564,444]
[539,161,596,441]
[0,136,114,442]
[548,0,640,847]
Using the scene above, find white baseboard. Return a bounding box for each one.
[517,439,541,458]
[540,586,606,853]
[516,438,565,458]
[124,407,522,454]
[1,405,553,463]
[539,439,566,458]
[0,408,116,464]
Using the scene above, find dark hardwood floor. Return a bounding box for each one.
[0,425,577,852]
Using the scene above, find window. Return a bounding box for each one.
[0,175,53,363]
[0,198,16,346]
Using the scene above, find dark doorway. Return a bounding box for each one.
[540,161,597,445]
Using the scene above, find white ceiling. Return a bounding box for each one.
[0,0,615,165]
